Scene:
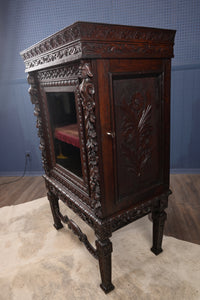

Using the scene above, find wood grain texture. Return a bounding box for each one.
[0,176,46,207]
[165,174,200,245]
[0,174,199,245]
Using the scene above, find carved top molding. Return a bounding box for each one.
[20,22,176,72]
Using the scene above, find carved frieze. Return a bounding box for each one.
[82,42,173,58]
[24,43,82,71]
[38,64,79,81]
[37,64,80,87]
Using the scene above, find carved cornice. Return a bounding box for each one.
[21,22,176,72]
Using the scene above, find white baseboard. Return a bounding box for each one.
[170,169,200,174]
[1,169,200,176]
[0,171,44,177]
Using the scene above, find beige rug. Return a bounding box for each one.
[0,197,200,300]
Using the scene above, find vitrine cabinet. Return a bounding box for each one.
[21,22,175,293]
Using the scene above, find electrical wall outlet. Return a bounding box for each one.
[25,151,31,160]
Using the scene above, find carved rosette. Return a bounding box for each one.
[78,62,102,218]
[27,74,50,175]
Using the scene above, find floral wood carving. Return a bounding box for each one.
[27,74,50,175]
[120,92,152,177]
[78,62,102,218]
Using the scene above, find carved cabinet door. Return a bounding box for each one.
[97,59,171,217]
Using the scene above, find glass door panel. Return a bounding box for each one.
[46,92,82,178]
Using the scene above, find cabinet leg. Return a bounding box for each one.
[96,238,115,294]
[151,210,167,255]
[47,191,63,230]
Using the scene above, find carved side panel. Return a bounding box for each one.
[27,74,50,175]
[119,92,152,177]
[78,62,102,218]
[112,74,162,204]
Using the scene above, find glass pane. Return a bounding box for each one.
[46,92,82,178]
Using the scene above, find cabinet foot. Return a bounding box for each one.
[47,191,63,230]
[96,238,115,294]
[53,222,63,230]
[100,282,115,294]
[151,210,167,255]
[151,246,163,256]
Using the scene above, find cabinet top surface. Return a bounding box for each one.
[21,21,176,72]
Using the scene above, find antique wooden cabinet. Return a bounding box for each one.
[21,22,176,293]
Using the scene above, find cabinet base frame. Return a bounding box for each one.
[45,175,171,294]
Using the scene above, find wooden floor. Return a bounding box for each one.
[0,174,200,245]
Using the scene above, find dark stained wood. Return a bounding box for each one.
[20,22,176,293]
[97,58,170,217]
[0,175,199,246]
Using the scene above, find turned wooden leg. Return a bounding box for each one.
[47,191,63,230]
[96,238,115,294]
[151,210,167,255]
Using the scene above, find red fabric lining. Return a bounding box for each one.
[54,123,80,148]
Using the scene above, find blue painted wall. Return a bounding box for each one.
[0,0,200,175]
